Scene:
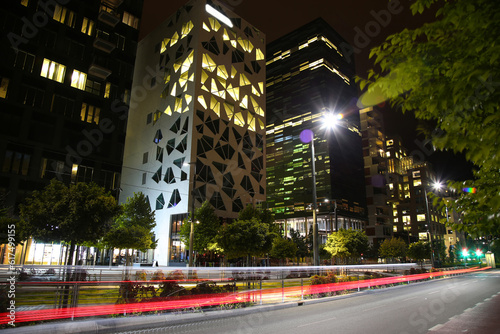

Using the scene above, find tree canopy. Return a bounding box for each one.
[215,218,275,261]
[378,237,407,261]
[20,180,119,264]
[407,241,431,265]
[270,237,297,262]
[103,192,156,253]
[324,229,369,264]
[179,201,220,253]
[358,0,500,236]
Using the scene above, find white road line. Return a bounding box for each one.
[297,317,336,328]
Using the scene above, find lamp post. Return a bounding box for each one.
[184,161,197,268]
[424,180,444,268]
[300,111,343,267]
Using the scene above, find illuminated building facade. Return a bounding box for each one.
[266,18,366,243]
[361,106,445,248]
[0,0,142,264]
[120,0,266,265]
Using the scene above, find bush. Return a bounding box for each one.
[310,271,336,285]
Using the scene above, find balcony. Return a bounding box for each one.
[102,0,123,7]
[98,6,120,27]
[93,32,116,53]
[89,63,112,80]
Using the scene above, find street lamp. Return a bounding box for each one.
[300,110,343,266]
[424,180,444,268]
[184,161,197,268]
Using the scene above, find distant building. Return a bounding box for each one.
[361,106,446,251]
[0,0,142,264]
[120,0,266,265]
[266,18,367,243]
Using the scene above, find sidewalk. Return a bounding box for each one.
[429,290,500,333]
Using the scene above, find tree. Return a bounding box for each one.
[290,228,309,262]
[238,204,279,235]
[358,0,500,236]
[103,192,156,266]
[270,237,297,265]
[179,201,220,255]
[20,179,119,265]
[379,238,407,262]
[215,218,275,266]
[407,241,431,266]
[324,229,369,264]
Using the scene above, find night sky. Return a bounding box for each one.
[140,0,473,181]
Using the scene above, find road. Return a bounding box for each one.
[122,270,500,334]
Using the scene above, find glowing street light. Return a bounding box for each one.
[300,110,343,266]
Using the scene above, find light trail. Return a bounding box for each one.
[0,266,489,325]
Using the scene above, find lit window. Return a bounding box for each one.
[123,89,130,104]
[0,78,9,98]
[53,5,76,27]
[2,151,30,176]
[122,11,139,29]
[21,0,29,7]
[81,17,94,36]
[104,82,111,98]
[40,59,66,83]
[417,214,426,222]
[413,179,422,187]
[80,103,100,124]
[71,70,87,90]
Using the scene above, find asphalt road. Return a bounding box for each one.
[128,270,500,334]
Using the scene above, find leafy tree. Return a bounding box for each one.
[358,0,500,236]
[324,229,369,264]
[20,179,119,265]
[215,218,275,266]
[379,238,407,262]
[103,192,156,266]
[0,208,29,246]
[290,228,309,261]
[270,237,297,265]
[407,241,431,266]
[238,204,279,235]
[179,201,220,254]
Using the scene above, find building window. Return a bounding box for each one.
[14,50,35,73]
[122,11,139,29]
[21,0,29,6]
[71,164,94,183]
[85,79,101,95]
[143,152,148,164]
[2,151,30,176]
[81,17,94,36]
[80,103,100,124]
[0,78,9,98]
[104,82,111,98]
[71,70,87,90]
[101,170,120,190]
[50,94,75,117]
[142,172,147,185]
[413,179,422,187]
[123,89,130,104]
[41,58,66,83]
[40,158,65,180]
[53,5,76,28]
[18,85,44,108]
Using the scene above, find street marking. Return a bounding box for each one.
[428,291,439,295]
[297,317,336,328]
[403,296,417,301]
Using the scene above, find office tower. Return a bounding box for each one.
[0,0,142,264]
[266,18,366,243]
[120,0,266,265]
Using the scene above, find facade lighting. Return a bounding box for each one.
[205,4,233,28]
